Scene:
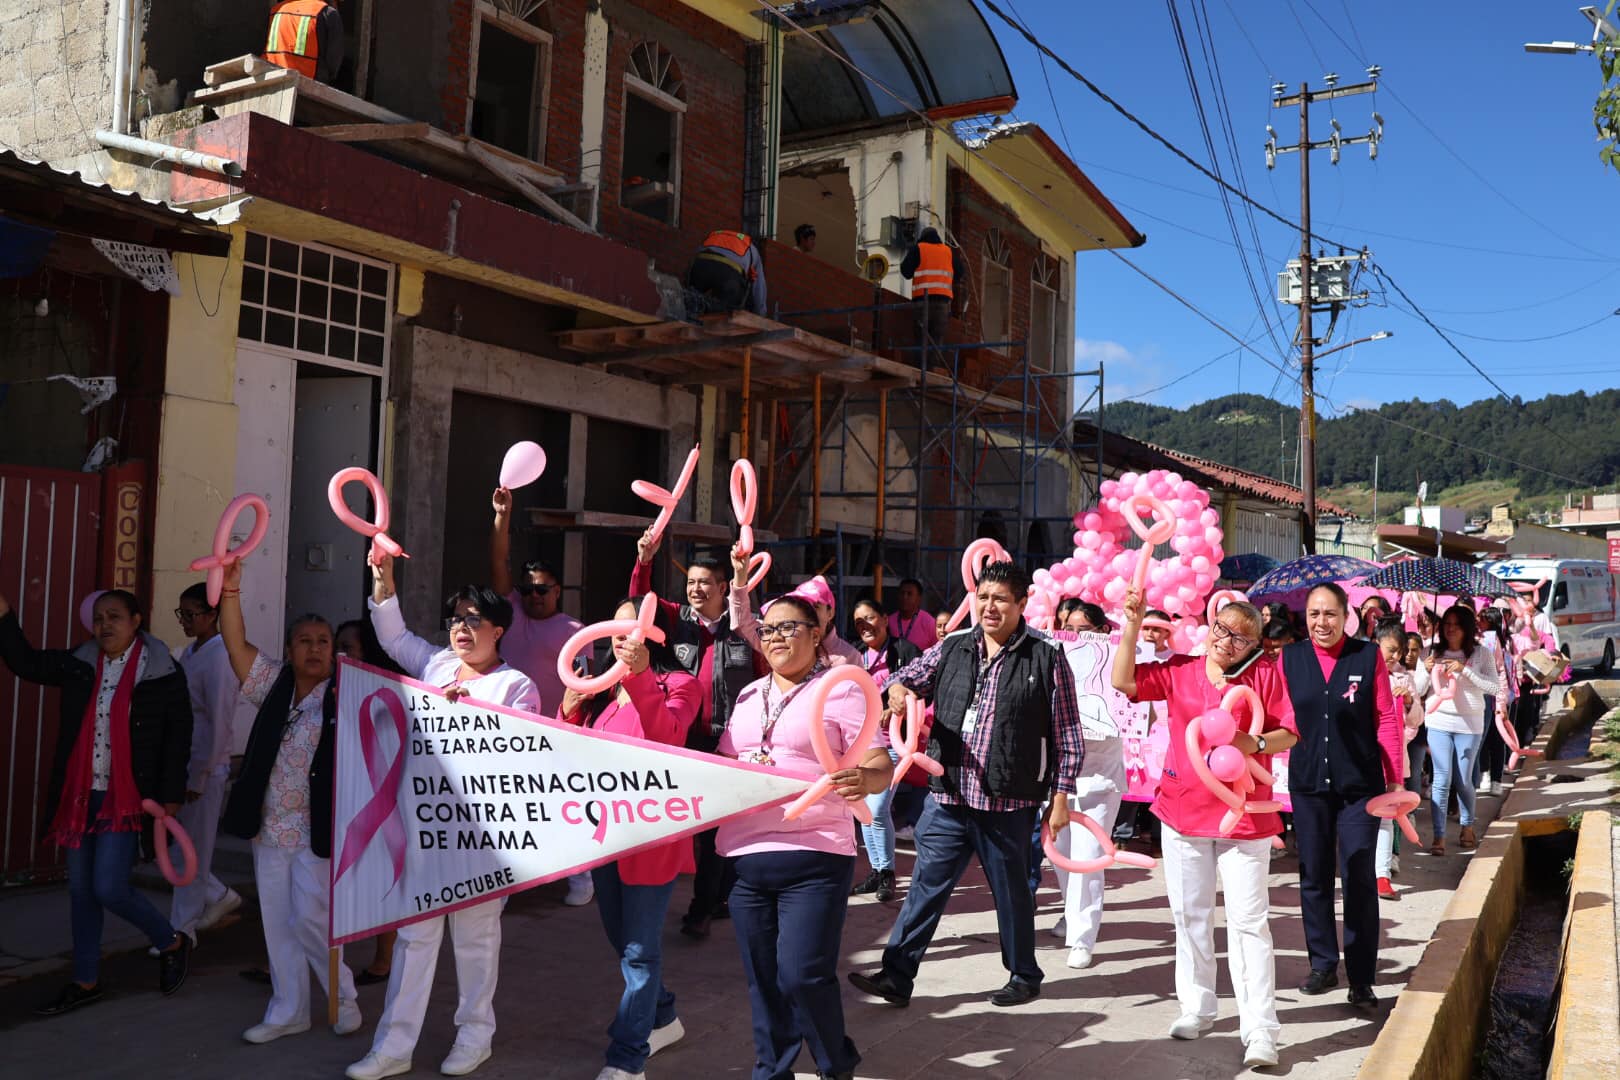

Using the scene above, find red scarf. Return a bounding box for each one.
[47,636,147,848]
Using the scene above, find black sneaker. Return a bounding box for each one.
[1348,984,1378,1011]
[35,983,103,1017]
[847,970,911,1007]
[1299,969,1339,996]
[158,933,190,995]
[875,869,896,903]
[989,980,1041,1007]
[852,869,884,895]
[679,915,711,941]
[713,902,731,921]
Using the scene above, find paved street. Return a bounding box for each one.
[0,792,1499,1080]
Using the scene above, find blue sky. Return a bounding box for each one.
[985,1,1620,415]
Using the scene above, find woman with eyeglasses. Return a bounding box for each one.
[847,597,922,902]
[1421,603,1498,856]
[717,595,892,1080]
[347,556,540,1080]
[560,598,701,1080]
[1112,587,1296,1070]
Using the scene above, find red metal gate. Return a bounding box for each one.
[0,465,102,881]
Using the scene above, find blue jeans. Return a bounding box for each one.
[66,791,176,984]
[859,750,901,871]
[591,863,677,1073]
[730,850,859,1080]
[1428,728,1480,839]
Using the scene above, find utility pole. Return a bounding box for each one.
[1267,70,1383,550]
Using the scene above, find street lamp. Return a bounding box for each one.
[1525,5,1620,53]
[1312,330,1392,363]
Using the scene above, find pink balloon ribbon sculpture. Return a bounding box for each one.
[781,665,883,824]
[1121,492,1178,595]
[556,593,668,696]
[888,695,943,790]
[1367,790,1422,845]
[945,538,1012,631]
[143,799,197,887]
[729,458,771,592]
[328,467,408,562]
[1496,709,1542,770]
[1185,685,1282,836]
[633,444,702,548]
[1043,809,1158,875]
[189,493,270,607]
[1426,664,1457,715]
[498,440,547,490]
[1205,588,1247,628]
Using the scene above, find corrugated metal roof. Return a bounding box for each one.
[0,147,209,220]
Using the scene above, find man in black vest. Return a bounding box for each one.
[849,561,1084,1008]
[632,526,763,938]
[1280,583,1405,1010]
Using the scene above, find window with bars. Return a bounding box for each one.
[237,233,391,366]
[981,227,1012,352]
[620,42,685,226]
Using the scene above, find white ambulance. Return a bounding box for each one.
[1482,557,1620,673]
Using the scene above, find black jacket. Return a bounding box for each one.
[667,608,759,749]
[0,612,191,833]
[875,634,922,675]
[222,664,339,858]
[1280,636,1386,799]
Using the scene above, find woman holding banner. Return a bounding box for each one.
[717,594,892,1080]
[559,599,702,1080]
[213,562,362,1044]
[347,556,539,1080]
[1111,587,1296,1070]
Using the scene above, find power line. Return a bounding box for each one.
[1381,303,1619,343]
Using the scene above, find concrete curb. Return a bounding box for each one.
[1548,809,1620,1080]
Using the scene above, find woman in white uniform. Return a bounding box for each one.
[346,556,540,1080]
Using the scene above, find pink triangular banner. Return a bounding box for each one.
[328,659,810,944]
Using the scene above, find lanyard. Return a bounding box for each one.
[759,663,824,755]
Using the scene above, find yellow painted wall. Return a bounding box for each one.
[149,230,246,651]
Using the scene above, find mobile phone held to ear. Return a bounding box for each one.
[1224,648,1263,680]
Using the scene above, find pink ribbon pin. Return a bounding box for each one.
[945,538,1012,632]
[633,445,702,548]
[556,594,668,695]
[189,493,270,607]
[782,666,883,824]
[333,687,411,891]
[143,799,197,887]
[888,695,943,790]
[730,458,771,592]
[1342,682,1360,704]
[328,467,408,562]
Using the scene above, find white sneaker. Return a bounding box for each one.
[243,1019,311,1044]
[648,1016,685,1056]
[346,1053,412,1080]
[564,872,595,907]
[1390,855,1401,876]
[440,1043,492,1076]
[1243,1032,1280,1068]
[1050,916,1067,940]
[1478,778,1493,796]
[594,1068,645,1080]
[334,1002,364,1036]
[1066,945,1093,970]
[1169,1014,1213,1040]
[198,888,243,930]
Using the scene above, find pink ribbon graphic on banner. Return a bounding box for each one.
[633,444,701,548]
[333,687,410,892]
[189,493,269,607]
[328,467,408,562]
[945,538,1012,632]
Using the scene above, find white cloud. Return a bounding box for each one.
[1074,337,1167,401]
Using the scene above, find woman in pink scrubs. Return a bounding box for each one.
[1112,587,1297,1071]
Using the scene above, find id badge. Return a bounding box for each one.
[961,706,979,737]
[747,750,775,767]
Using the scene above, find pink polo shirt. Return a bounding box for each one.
[716,671,881,858]
[888,610,938,652]
[1131,655,1297,841]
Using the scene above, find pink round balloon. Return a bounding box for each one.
[1200,707,1238,746]
[1208,745,1247,783]
[498,440,547,490]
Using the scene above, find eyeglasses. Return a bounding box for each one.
[1211,622,1257,651]
[516,583,554,597]
[173,607,210,622]
[444,614,486,631]
[758,620,814,641]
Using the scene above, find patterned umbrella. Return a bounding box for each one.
[1355,558,1514,599]
[1249,554,1382,599]
[1219,553,1281,583]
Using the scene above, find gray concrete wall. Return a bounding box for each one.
[0,0,111,162]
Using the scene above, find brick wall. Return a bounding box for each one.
[0,1,111,162]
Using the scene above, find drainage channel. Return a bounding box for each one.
[1474,829,1579,1080]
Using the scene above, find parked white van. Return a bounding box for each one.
[1482,557,1620,672]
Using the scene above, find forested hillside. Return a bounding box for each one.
[1105,390,1620,497]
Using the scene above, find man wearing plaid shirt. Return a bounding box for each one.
[849,562,1084,1008]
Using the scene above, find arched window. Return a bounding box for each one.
[468,1,553,161]
[981,227,1012,350]
[621,42,686,225]
[1030,253,1064,371]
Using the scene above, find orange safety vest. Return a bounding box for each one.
[264,0,327,79]
[912,241,954,298]
[703,231,753,258]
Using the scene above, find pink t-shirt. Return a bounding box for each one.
[1132,655,1297,840]
[888,610,937,652]
[716,671,881,858]
[500,594,582,717]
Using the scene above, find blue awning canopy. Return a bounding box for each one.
[764,1,1018,138]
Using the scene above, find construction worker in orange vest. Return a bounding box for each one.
[263,0,346,84]
[687,230,768,316]
[900,227,961,371]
